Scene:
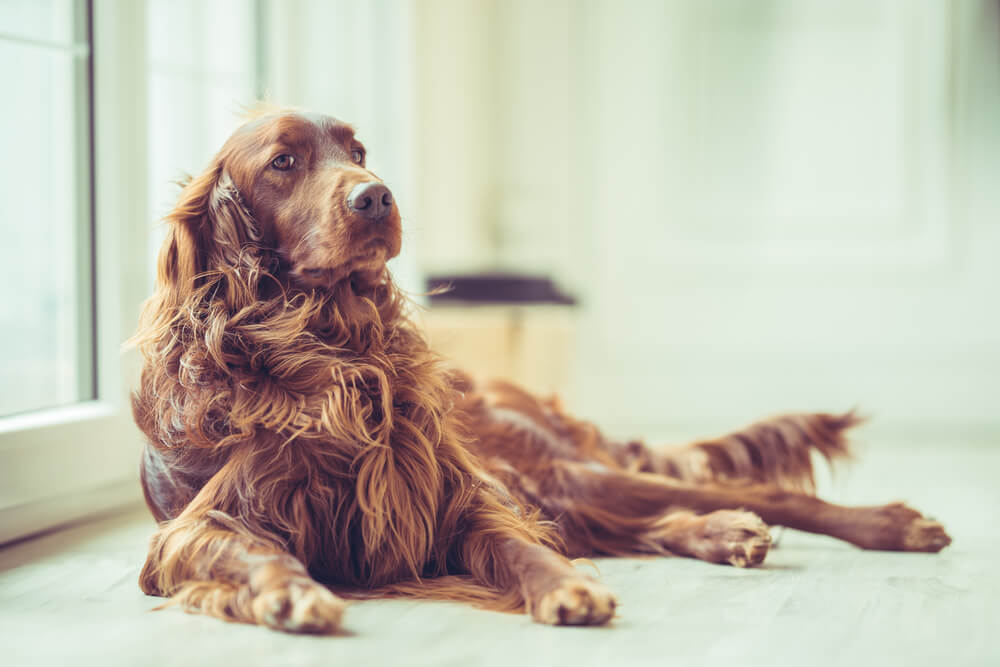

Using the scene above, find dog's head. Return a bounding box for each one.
[160,110,402,295]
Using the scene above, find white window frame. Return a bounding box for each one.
[0,0,150,544]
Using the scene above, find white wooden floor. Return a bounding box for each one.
[1,438,998,667]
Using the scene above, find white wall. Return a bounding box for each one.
[408,0,1000,437]
[570,0,1000,435]
[409,0,582,287]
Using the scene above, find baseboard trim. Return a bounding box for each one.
[0,478,144,546]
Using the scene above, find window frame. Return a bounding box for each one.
[0,0,150,544]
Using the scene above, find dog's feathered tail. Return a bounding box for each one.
[654,411,863,493]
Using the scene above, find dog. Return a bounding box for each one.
[132,110,951,634]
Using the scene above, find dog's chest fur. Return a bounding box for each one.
[230,325,474,587]
[279,379,468,587]
[138,289,478,587]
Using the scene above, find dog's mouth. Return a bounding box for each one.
[296,239,394,289]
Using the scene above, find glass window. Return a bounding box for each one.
[0,0,93,417]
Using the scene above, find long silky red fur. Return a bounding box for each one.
[131,163,560,614]
[131,112,948,631]
[130,181,853,610]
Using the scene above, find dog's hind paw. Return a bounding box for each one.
[701,510,772,567]
[903,517,952,552]
[662,509,772,567]
[847,502,952,552]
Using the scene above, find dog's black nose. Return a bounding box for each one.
[348,182,393,221]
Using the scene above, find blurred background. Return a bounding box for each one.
[1,0,999,539]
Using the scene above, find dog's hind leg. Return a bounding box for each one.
[543,460,950,554]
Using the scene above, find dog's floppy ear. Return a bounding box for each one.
[157,163,219,297]
[205,169,263,270]
[157,162,262,301]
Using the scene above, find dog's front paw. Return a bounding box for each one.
[532,578,617,626]
[251,579,347,634]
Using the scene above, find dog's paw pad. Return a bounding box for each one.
[532,578,617,626]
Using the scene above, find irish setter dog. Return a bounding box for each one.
[132,110,951,634]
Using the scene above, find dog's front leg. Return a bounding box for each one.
[458,500,617,626]
[498,538,618,626]
[140,507,346,634]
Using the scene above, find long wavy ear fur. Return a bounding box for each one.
[131,160,264,353]
[158,165,262,296]
[204,169,263,270]
[156,164,220,298]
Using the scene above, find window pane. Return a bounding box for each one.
[0,2,92,417]
[146,0,260,267]
[0,0,80,44]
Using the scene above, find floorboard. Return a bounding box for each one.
[1,439,997,667]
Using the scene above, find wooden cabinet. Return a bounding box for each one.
[417,305,576,396]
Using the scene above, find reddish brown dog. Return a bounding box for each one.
[132,111,950,634]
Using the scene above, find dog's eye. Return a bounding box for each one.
[351,149,364,165]
[271,154,294,171]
